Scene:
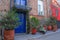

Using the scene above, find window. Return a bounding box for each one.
[15,0,26,6]
[38,0,44,16]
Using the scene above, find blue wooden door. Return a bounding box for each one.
[15,13,26,33]
[14,0,26,33]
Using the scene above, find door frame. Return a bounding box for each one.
[15,12,27,33]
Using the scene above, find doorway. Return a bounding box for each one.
[15,13,26,33]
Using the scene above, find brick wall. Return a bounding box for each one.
[0,0,10,11]
[0,0,11,20]
[28,0,38,15]
[28,0,51,20]
[0,0,14,18]
[0,0,51,19]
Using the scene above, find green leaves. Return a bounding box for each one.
[46,16,57,26]
[49,16,57,25]
[30,17,40,28]
[0,9,20,30]
[39,25,46,32]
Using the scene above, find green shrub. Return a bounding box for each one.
[46,16,57,26]
[30,17,40,28]
[0,9,20,30]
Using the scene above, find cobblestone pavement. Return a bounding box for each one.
[15,29,60,40]
[29,32,60,40]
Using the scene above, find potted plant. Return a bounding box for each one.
[38,25,46,34]
[0,9,20,40]
[43,25,47,31]
[30,17,39,34]
[47,25,52,31]
[49,16,57,32]
[46,18,52,31]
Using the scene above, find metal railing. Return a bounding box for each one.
[14,4,32,11]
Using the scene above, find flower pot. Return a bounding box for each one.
[4,29,14,40]
[44,25,47,30]
[47,26,52,31]
[31,28,37,34]
[52,25,57,32]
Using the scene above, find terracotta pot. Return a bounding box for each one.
[44,25,47,30]
[52,25,57,32]
[47,26,52,30]
[31,28,37,34]
[4,30,14,40]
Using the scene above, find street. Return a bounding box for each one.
[40,32,60,40]
[15,29,60,40]
[29,32,60,40]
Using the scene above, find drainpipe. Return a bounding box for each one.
[10,0,11,10]
[26,0,31,34]
[1,28,4,40]
[1,28,2,40]
[10,0,13,10]
[26,0,32,34]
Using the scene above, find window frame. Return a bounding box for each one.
[14,0,27,6]
[38,0,44,16]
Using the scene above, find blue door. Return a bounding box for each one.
[14,0,26,33]
[15,13,26,33]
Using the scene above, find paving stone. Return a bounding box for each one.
[15,29,60,40]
